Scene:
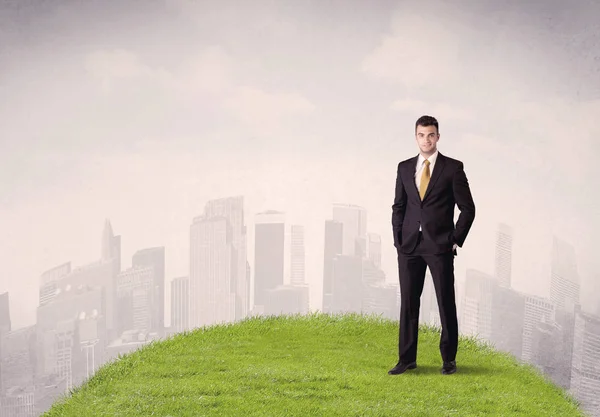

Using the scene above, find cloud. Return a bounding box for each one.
[503,97,600,184]
[84,49,175,94]
[362,3,600,187]
[361,10,465,92]
[454,94,600,188]
[391,99,474,122]
[359,3,562,103]
[83,45,315,136]
[179,45,235,95]
[224,86,315,134]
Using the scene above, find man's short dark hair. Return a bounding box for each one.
[415,115,439,133]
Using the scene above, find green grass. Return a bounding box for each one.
[44,312,585,416]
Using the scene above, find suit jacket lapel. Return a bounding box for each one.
[422,152,446,201]
[403,155,421,202]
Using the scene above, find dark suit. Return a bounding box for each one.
[391,151,475,364]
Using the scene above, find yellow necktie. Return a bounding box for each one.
[419,159,430,200]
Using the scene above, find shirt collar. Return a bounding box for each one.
[417,149,439,166]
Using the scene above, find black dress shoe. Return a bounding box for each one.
[388,361,417,375]
[442,360,456,375]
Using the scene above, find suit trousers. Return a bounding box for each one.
[396,231,458,363]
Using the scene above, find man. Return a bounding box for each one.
[388,115,475,376]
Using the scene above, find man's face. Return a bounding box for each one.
[415,125,439,155]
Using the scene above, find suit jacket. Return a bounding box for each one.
[392,151,475,255]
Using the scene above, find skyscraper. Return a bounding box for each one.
[190,215,235,328]
[290,224,305,286]
[460,269,494,342]
[322,219,343,313]
[367,233,382,269]
[204,196,249,321]
[101,218,121,273]
[550,236,580,312]
[171,276,189,333]
[494,223,513,288]
[0,292,10,334]
[132,247,165,332]
[116,266,154,333]
[332,203,367,258]
[254,211,285,310]
[189,196,248,328]
[101,219,121,336]
[522,294,555,362]
[570,308,600,415]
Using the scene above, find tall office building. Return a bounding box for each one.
[330,255,363,313]
[38,228,115,340]
[116,266,154,333]
[460,269,494,342]
[0,291,11,394]
[322,220,343,313]
[101,219,121,273]
[190,215,235,328]
[570,309,600,415]
[171,276,189,333]
[361,259,396,319]
[132,247,165,332]
[550,236,580,312]
[254,211,285,310]
[531,302,576,390]
[494,223,513,288]
[332,203,367,258]
[189,196,249,328]
[205,196,249,321]
[101,219,121,336]
[490,286,525,359]
[290,224,306,286]
[367,233,382,269]
[530,317,558,372]
[0,292,11,334]
[1,325,36,396]
[35,283,105,393]
[522,294,555,362]
[39,262,71,307]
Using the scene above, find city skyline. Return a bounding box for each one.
[1,0,599,413]
[0,197,588,330]
[1,194,597,415]
[1,0,599,330]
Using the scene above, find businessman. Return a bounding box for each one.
[388,115,475,376]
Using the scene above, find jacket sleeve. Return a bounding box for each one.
[391,162,407,248]
[452,162,475,247]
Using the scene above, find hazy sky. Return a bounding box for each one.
[1,0,599,329]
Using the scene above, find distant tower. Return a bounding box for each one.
[101,218,121,273]
[494,223,512,288]
[550,236,580,312]
[171,277,189,333]
[367,233,382,269]
[189,196,248,328]
[322,220,343,313]
[290,225,305,286]
[332,203,367,258]
[132,247,166,332]
[0,292,10,333]
[254,211,285,310]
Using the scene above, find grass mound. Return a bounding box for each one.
[44,312,585,416]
